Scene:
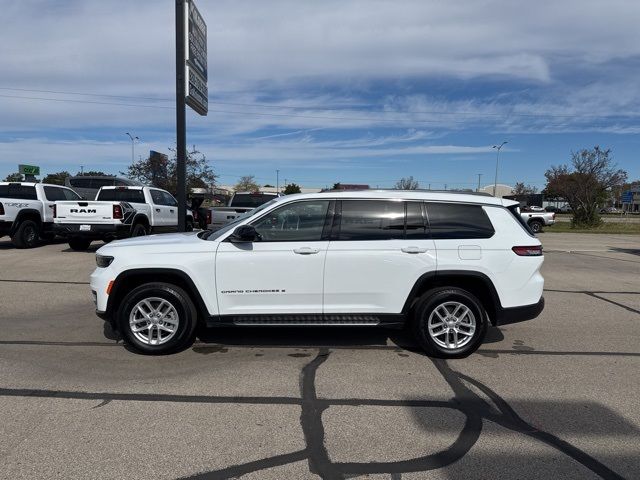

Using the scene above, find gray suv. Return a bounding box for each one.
[65,176,142,200]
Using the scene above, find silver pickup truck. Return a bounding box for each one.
[206,192,280,230]
[520,208,556,233]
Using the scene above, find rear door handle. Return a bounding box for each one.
[294,247,320,255]
[170,209,175,213]
[402,246,428,254]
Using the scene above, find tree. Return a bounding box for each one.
[544,146,627,227]
[263,184,274,188]
[512,182,538,195]
[395,176,419,190]
[332,183,341,190]
[283,183,301,194]
[3,173,23,182]
[122,145,217,195]
[42,171,71,185]
[235,175,260,192]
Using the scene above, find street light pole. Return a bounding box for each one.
[276,169,280,193]
[125,132,139,165]
[477,173,482,192]
[492,141,507,197]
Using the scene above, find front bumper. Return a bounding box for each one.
[54,223,129,239]
[494,297,545,326]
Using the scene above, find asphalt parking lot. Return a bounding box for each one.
[0,233,639,479]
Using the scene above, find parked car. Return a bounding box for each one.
[520,209,555,233]
[600,207,621,214]
[91,190,544,357]
[65,175,142,200]
[53,185,194,250]
[522,205,545,212]
[0,182,81,248]
[206,191,281,230]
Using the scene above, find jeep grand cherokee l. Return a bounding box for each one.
[90,190,544,357]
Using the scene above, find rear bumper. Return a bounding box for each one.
[54,223,129,239]
[494,297,544,326]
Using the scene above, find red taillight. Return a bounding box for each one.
[0,202,4,215]
[113,204,123,219]
[512,245,543,256]
[206,210,212,225]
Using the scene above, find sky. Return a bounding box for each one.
[0,0,639,190]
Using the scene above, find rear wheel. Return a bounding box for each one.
[12,220,40,249]
[131,223,148,237]
[528,220,543,233]
[68,238,92,251]
[412,287,487,358]
[117,282,198,354]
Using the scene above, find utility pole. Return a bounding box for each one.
[125,132,139,165]
[492,141,507,197]
[80,165,84,176]
[276,170,280,193]
[175,0,187,231]
[477,173,482,192]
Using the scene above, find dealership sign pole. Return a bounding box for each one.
[176,0,208,231]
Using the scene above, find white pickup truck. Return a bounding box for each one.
[0,182,82,248]
[54,185,194,250]
[207,191,280,230]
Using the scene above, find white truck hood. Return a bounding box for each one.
[100,232,202,250]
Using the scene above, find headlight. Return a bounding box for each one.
[96,255,114,268]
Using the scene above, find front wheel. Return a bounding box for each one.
[117,283,198,354]
[412,287,487,358]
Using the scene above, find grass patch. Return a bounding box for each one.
[544,222,640,234]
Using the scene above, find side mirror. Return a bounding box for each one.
[229,224,261,243]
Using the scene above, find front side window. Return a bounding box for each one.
[426,203,495,239]
[251,200,330,242]
[162,191,178,207]
[338,200,404,240]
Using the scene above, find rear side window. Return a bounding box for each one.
[96,189,145,203]
[232,193,277,208]
[44,186,66,201]
[0,184,37,200]
[426,203,495,239]
[338,200,405,240]
[69,178,91,188]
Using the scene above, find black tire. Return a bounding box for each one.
[117,282,198,354]
[528,220,543,233]
[12,220,40,249]
[68,238,92,251]
[131,223,148,237]
[412,287,487,358]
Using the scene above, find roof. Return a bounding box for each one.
[275,189,515,206]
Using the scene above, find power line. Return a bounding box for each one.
[1,86,639,119]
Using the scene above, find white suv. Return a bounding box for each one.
[90,190,544,357]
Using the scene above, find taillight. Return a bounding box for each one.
[0,202,4,215]
[512,245,543,256]
[206,210,212,225]
[113,204,123,219]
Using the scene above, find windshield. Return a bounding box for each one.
[201,198,280,241]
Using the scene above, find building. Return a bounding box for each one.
[478,184,514,198]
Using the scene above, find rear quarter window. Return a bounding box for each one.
[426,203,495,239]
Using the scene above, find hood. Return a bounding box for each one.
[96,232,204,253]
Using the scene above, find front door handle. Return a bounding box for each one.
[170,209,175,213]
[155,208,161,212]
[402,246,428,254]
[294,247,320,255]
